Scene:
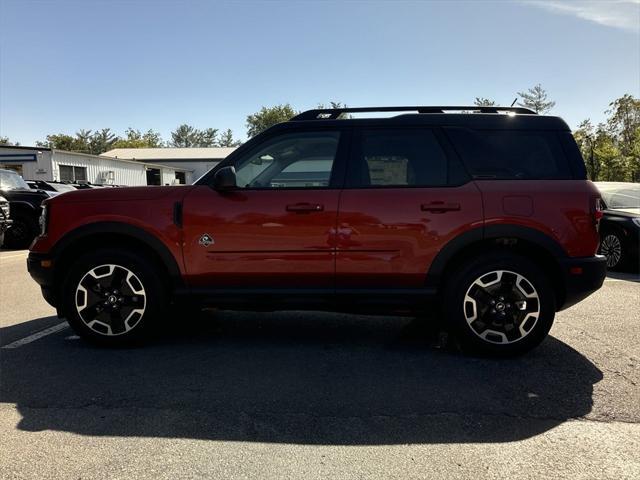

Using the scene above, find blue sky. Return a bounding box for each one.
[1,0,638,145]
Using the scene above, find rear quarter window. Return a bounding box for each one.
[444,127,575,180]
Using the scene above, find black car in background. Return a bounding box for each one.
[0,169,49,249]
[595,182,640,271]
[26,180,80,196]
[0,194,11,247]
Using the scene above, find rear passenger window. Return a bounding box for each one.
[445,128,573,180]
[351,129,466,187]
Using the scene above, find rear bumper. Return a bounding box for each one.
[557,255,607,311]
[27,252,58,308]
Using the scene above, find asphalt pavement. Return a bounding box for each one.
[1,249,639,479]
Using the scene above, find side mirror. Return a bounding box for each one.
[213,166,237,191]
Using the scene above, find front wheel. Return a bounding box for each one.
[4,213,38,249]
[443,252,555,356]
[62,249,167,346]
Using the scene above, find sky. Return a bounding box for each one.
[0,0,638,146]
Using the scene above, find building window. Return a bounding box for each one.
[59,165,88,182]
[175,171,186,184]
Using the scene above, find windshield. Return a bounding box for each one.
[599,184,640,209]
[51,183,77,193]
[0,170,30,190]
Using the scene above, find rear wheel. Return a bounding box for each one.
[62,248,167,346]
[600,230,625,270]
[443,252,555,356]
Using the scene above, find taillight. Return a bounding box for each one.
[592,196,604,228]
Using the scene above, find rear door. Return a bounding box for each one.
[181,128,348,288]
[335,127,483,289]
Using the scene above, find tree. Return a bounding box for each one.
[198,128,219,147]
[573,120,600,181]
[170,124,199,147]
[0,136,19,146]
[89,128,118,154]
[170,124,220,147]
[36,134,78,151]
[517,84,555,114]
[74,129,93,153]
[474,97,496,107]
[141,129,164,148]
[606,94,640,181]
[112,128,163,149]
[217,128,242,147]
[573,94,640,182]
[246,104,297,138]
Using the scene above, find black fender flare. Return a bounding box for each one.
[425,224,567,287]
[51,221,183,286]
[8,200,38,211]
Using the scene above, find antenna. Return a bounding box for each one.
[510,97,518,107]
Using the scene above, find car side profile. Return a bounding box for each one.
[28,106,607,355]
[595,182,640,271]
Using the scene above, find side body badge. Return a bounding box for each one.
[199,234,214,247]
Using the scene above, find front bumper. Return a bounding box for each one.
[27,252,58,308]
[558,255,607,311]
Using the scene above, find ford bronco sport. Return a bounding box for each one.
[28,106,607,355]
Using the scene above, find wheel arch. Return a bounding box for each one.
[51,222,184,294]
[427,225,568,309]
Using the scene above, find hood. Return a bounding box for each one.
[48,185,192,204]
[0,187,49,201]
[605,207,640,218]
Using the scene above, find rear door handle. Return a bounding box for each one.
[286,203,324,213]
[421,202,460,213]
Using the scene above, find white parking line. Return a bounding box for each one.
[1,322,68,349]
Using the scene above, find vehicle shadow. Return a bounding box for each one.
[0,311,602,445]
[606,270,640,282]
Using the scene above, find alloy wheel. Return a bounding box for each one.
[463,270,540,345]
[601,234,622,268]
[75,264,147,336]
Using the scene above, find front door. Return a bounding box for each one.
[182,129,347,289]
[336,127,483,289]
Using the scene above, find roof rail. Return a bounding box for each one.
[291,105,536,121]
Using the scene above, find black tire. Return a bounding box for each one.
[443,252,555,357]
[61,248,167,346]
[599,230,626,271]
[3,212,38,249]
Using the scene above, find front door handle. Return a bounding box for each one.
[286,203,324,213]
[421,201,461,213]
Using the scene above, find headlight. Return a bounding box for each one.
[39,205,48,235]
[632,218,640,228]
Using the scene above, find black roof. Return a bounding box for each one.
[0,145,51,151]
[286,106,570,131]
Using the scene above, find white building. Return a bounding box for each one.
[0,146,190,186]
[101,147,236,184]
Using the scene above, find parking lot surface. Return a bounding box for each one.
[1,249,639,479]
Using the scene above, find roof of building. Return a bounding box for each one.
[101,147,237,161]
[0,145,189,171]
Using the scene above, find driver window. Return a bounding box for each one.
[234,131,340,189]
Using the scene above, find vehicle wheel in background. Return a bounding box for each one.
[3,213,38,249]
[599,230,626,270]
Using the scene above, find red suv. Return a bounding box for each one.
[28,106,606,355]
